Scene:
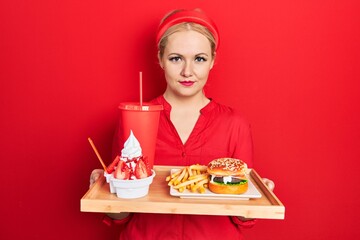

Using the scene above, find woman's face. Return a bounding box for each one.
[159,30,215,99]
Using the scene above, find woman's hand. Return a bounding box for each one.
[107,212,130,220]
[89,169,104,188]
[89,169,130,221]
[237,178,275,222]
[262,178,275,191]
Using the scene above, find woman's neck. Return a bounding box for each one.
[163,91,210,144]
[163,91,210,110]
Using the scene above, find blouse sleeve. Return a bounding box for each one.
[102,213,133,227]
[230,216,257,228]
[231,118,257,227]
[232,119,254,168]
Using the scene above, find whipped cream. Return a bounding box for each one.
[121,130,142,159]
[120,130,143,179]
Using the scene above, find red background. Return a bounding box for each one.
[1,0,359,239]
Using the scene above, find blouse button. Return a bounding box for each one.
[182,152,186,157]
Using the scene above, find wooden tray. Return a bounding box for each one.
[81,165,285,219]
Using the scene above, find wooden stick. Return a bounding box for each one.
[87,137,107,172]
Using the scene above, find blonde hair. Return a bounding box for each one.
[158,22,216,59]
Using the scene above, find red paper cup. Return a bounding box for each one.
[118,102,163,169]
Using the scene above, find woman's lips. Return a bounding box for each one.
[179,81,195,87]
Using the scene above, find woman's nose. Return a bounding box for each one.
[181,62,193,77]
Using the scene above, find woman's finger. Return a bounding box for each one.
[89,169,104,188]
[262,178,275,191]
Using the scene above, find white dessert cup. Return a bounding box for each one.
[104,172,116,193]
[110,170,156,199]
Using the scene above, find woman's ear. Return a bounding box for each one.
[157,51,163,69]
[210,52,216,69]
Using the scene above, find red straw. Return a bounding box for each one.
[139,71,143,106]
[87,137,107,172]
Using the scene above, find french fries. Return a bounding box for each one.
[166,164,209,193]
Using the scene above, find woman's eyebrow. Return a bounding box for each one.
[168,52,208,56]
[196,53,209,56]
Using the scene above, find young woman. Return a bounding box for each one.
[91,9,274,240]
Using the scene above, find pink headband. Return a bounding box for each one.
[156,10,220,50]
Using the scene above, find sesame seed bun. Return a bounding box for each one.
[207,158,248,177]
[208,181,248,194]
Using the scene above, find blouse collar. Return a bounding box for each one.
[154,95,216,116]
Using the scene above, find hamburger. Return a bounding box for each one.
[207,158,249,194]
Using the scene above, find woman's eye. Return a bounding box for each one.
[195,56,207,62]
[169,56,181,62]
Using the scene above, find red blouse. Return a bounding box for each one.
[152,95,253,168]
[111,95,255,240]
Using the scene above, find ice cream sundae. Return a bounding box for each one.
[107,130,152,180]
[105,130,155,198]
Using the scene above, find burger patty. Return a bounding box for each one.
[212,176,247,185]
